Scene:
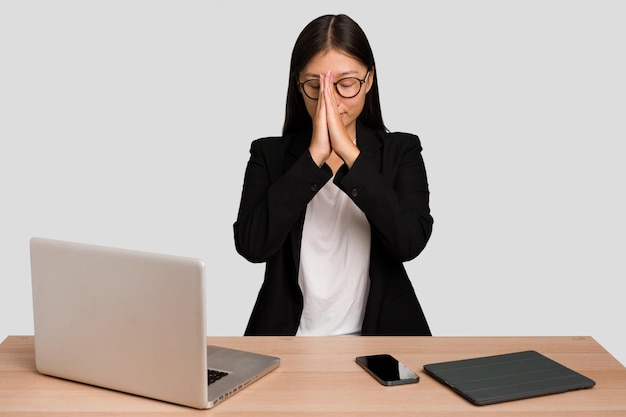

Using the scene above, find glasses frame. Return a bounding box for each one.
[298,71,370,100]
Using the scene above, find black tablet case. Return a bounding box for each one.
[423,350,595,405]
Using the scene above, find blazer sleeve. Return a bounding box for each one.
[233,137,333,263]
[334,133,433,262]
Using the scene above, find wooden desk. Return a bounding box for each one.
[1,335,625,416]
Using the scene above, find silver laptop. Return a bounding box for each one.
[29,237,279,409]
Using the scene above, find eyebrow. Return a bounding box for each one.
[301,69,361,80]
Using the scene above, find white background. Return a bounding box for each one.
[1,1,624,365]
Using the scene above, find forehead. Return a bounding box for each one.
[301,49,367,77]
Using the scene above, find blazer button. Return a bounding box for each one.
[310,184,319,192]
[351,188,358,197]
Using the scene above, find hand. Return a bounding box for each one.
[322,71,360,168]
[308,72,332,167]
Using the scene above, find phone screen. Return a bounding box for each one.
[355,354,419,386]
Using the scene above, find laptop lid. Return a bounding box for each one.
[30,237,279,409]
[423,350,595,405]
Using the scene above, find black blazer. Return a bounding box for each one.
[234,122,433,336]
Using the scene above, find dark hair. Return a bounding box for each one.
[282,14,387,135]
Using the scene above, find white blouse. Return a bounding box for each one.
[296,176,371,336]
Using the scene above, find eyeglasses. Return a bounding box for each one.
[298,71,370,100]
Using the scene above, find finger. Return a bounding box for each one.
[309,73,331,166]
[324,70,337,108]
[318,73,327,115]
[316,73,325,115]
[324,71,344,133]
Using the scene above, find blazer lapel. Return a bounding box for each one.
[356,121,383,155]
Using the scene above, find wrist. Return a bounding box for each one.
[308,146,328,167]
[335,142,360,168]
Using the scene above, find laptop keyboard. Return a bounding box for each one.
[208,369,229,384]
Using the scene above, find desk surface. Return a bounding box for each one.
[1,335,625,416]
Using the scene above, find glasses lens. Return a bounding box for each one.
[303,80,321,99]
[336,78,362,98]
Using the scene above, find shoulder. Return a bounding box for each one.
[249,130,311,163]
[247,136,291,161]
[250,136,284,150]
[383,130,422,148]
[250,130,307,151]
[376,130,423,152]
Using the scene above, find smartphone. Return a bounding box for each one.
[355,354,419,386]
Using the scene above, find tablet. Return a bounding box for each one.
[423,350,595,405]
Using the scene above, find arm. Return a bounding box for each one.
[334,134,433,262]
[234,138,333,263]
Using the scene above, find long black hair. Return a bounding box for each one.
[282,14,387,135]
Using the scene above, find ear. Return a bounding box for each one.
[364,67,375,94]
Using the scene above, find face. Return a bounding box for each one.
[298,48,374,135]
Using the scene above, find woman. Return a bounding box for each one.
[234,14,433,336]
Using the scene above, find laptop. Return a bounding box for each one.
[29,237,279,409]
[423,350,595,406]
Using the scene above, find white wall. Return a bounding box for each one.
[2,1,624,365]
